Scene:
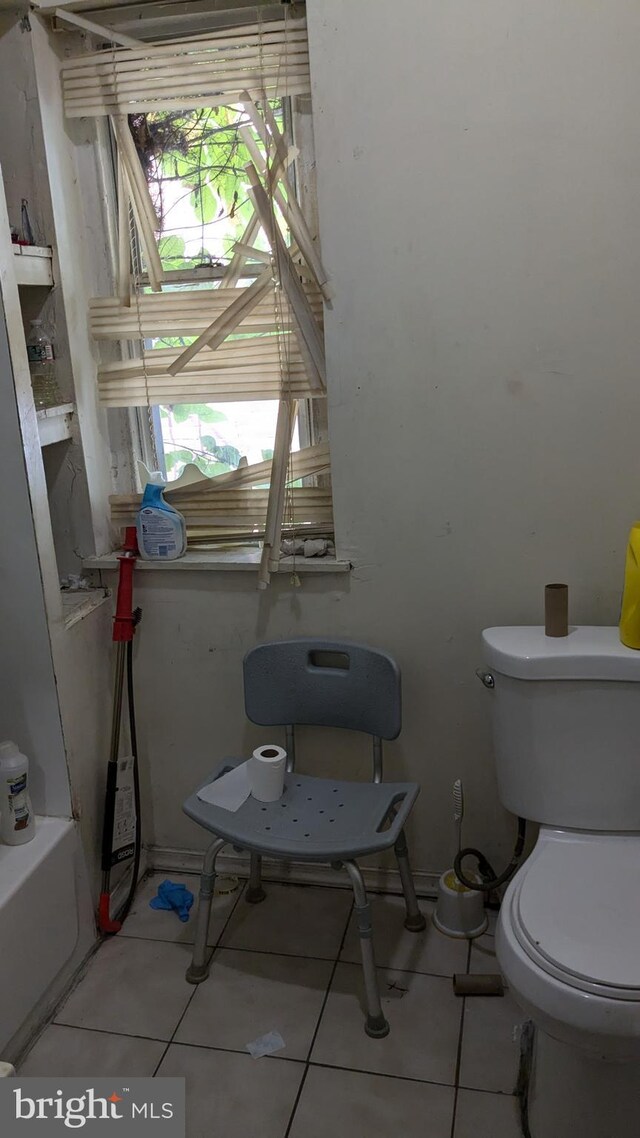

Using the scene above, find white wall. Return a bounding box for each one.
[0,303,70,816]
[53,604,115,901]
[31,16,117,558]
[0,20,124,903]
[113,0,640,879]
[0,23,87,580]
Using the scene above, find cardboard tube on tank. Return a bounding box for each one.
[545,583,568,637]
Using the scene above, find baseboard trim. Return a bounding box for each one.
[147,845,440,899]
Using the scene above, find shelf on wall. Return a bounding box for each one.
[13,244,54,287]
[37,401,74,446]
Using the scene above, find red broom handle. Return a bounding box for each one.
[112,526,138,643]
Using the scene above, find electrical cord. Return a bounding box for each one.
[453,816,527,893]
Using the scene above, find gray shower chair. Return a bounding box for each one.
[183,637,425,1038]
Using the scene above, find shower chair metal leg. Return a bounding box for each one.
[186,837,226,984]
[395,828,426,931]
[246,851,266,904]
[343,860,390,1039]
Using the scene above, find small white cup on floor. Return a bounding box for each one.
[433,869,488,939]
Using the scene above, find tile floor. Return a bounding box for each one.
[19,875,524,1138]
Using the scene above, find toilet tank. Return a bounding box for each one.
[482,627,640,831]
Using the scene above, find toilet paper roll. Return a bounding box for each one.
[249,745,287,802]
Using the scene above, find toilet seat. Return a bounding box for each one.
[511,834,640,1001]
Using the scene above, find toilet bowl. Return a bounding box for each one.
[480,626,640,1136]
[497,828,640,1062]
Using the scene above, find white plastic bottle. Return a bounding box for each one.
[136,472,186,561]
[0,741,35,845]
[26,320,60,410]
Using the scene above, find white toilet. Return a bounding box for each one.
[481,626,640,1138]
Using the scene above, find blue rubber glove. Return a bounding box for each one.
[149,879,194,923]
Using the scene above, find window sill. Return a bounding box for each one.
[83,549,351,574]
[61,587,110,628]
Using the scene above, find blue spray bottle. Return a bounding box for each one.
[136,472,186,561]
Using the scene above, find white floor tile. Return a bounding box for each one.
[220,883,352,959]
[454,1088,521,1137]
[311,962,461,1084]
[156,1043,304,1138]
[458,991,524,1094]
[19,1024,166,1077]
[468,932,504,979]
[341,894,468,976]
[485,911,498,935]
[290,1065,455,1138]
[120,873,242,946]
[175,948,333,1060]
[468,912,506,981]
[55,938,196,1041]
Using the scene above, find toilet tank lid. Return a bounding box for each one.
[482,626,640,680]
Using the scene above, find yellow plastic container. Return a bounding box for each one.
[619,522,640,649]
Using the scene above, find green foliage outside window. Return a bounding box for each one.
[137,103,285,481]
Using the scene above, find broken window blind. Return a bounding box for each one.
[60,18,310,117]
[59,10,333,582]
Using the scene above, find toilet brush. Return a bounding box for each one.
[453,778,464,856]
[433,779,488,939]
[451,782,503,996]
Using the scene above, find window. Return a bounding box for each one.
[137,100,302,483]
[62,9,333,583]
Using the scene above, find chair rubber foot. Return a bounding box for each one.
[365,1014,390,1039]
[245,886,267,904]
[404,912,427,932]
[186,964,210,985]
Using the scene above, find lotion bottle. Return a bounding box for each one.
[0,741,35,845]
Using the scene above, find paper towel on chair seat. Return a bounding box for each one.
[197,763,251,812]
[196,745,287,812]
